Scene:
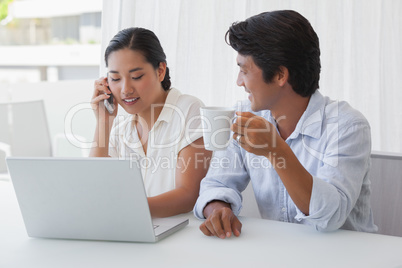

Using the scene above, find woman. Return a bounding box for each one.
[90,27,212,217]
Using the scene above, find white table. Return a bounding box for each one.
[1,179,402,268]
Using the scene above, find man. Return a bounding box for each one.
[193,10,377,239]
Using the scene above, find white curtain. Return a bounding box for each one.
[101,0,402,154]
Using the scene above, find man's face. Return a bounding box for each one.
[236,54,281,112]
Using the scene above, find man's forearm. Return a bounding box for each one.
[267,141,313,215]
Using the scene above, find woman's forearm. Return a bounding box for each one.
[89,119,114,157]
[147,187,198,218]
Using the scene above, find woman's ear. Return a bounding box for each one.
[158,62,167,82]
[276,66,289,87]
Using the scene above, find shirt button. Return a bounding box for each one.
[282,207,287,212]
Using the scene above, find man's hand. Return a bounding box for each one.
[199,201,242,239]
[231,112,281,158]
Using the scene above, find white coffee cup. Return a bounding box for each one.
[200,107,236,151]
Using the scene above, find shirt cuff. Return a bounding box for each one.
[193,187,243,220]
[294,176,340,230]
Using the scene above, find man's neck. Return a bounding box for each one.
[270,89,311,141]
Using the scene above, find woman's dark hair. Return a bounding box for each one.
[105,27,171,91]
[226,10,321,97]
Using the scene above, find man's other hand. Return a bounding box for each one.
[199,200,242,239]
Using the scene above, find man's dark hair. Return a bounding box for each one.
[226,10,321,97]
[105,27,171,91]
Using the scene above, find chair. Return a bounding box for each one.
[369,151,402,237]
[0,142,11,173]
[0,103,11,172]
[240,151,402,237]
[239,182,261,218]
[0,100,52,172]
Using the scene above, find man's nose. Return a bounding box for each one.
[237,73,244,87]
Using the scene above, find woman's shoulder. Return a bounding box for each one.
[169,88,204,113]
[170,88,204,106]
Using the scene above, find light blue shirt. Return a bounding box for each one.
[194,91,378,232]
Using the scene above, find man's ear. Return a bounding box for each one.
[158,62,167,82]
[276,66,289,87]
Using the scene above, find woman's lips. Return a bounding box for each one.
[123,97,140,105]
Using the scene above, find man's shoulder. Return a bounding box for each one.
[322,96,369,127]
[172,88,205,108]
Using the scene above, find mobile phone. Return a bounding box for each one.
[104,87,115,114]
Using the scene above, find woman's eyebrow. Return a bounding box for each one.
[108,67,143,74]
[129,67,143,73]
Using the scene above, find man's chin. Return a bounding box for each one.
[249,96,258,111]
[250,99,270,112]
[250,103,261,112]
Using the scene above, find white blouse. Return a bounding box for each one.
[108,88,204,197]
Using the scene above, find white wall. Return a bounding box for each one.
[2,80,97,157]
[101,0,402,154]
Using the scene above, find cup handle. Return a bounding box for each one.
[231,115,238,124]
[230,116,238,140]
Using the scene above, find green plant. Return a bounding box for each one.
[87,39,99,44]
[0,0,13,21]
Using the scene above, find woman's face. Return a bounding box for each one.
[106,48,167,116]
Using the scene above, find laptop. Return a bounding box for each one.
[6,157,188,243]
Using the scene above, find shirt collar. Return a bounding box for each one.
[288,91,325,140]
[155,88,181,123]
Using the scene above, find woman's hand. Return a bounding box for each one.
[91,77,117,121]
[89,77,117,157]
